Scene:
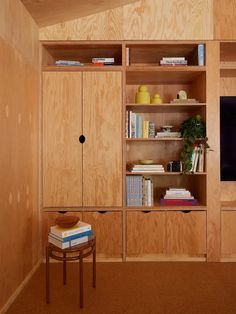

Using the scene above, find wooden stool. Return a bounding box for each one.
[46,237,96,308]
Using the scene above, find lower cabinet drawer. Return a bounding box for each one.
[166,211,206,257]
[83,211,122,260]
[126,211,206,260]
[221,211,236,258]
[126,211,165,259]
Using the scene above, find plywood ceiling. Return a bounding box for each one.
[20,0,138,27]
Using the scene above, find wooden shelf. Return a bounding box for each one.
[43,65,124,72]
[221,201,236,211]
[126,171,206,175]
[126,66,206,84]
[125,138,182,141]
[126,103,206,113]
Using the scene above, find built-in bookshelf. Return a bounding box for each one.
[125,42,207,210]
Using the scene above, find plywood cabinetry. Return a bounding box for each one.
[126,211,206,260]
[221,211,236,259]
[42,70,122,208]
[83,211,122,260]
[43,72,83,207]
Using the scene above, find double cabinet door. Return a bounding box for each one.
[43,71,122,208]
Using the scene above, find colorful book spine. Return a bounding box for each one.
[160,198,198,206]
[143,121,149,138]
[50,222,91,238]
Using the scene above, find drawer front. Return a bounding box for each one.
[221,211,236,258]
[126,211,165,258]
[83,211,122,259]
[166,211,206,257]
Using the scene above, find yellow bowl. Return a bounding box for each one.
[139,159,154,165]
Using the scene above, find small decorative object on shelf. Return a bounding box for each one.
[178,90,188,100]
[135,85,150,104]
[170,90,199,103]
[151,93,162,104]
[160,125,173,132]
[180,115,209,173]
[167,160,183,172]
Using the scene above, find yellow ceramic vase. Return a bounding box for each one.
[151,93,162,104]
[135,85,150,104]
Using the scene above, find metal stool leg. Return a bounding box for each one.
[93,246,96,288]
[79,255,84,308]
[63,252,66,285]
[46,246,50,304]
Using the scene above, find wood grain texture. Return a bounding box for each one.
[83,72,122,207]
[40,7,123,40]
[166,211,206,256]
[221,212,236,257]
[82,211,122,259]
[0,0,39,66]
[123,0,213,40]
[214,0,236,40]
[40,0,213,40]
[0,5,40,309]
[206,41,221,261]
[126,211,166,257]
[43,72,83,207]
[21,0,137,27]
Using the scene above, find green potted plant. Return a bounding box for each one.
[179,114,210,173]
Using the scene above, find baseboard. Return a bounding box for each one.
[0,259,42,314]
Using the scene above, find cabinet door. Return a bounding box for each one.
[166,211,206,258]
[43,72,83,207]
[83,72,122,206]
[221,211,236,259]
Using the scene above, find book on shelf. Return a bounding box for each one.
[92,57,115,64]
[48,234,92,249]
[190,145,205,173]
[160,57,187,66]
[160,198,198,206]
[55,60,84,66]
[50,221,91,238]
[155,131,181,138]
[197,44,205,66]
[126,110,156,139]
[126,47,131,66]
[126,175,154,206]
[170,99,199,103]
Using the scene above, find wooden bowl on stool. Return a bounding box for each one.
[55,216,79,228]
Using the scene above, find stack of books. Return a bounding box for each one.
[48,221,93,249]
[160,188,198,206]
[92,57,115,65]
[160,57,187,66]
[126,175,154,206]
[130,164,165,173]
[55,60,84,66]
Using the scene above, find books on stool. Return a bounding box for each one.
[48,221,93,249]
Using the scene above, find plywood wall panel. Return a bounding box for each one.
[123,0,213,40]
[214,0,236,40]
[0,0,39,66]
[40,0,213,40]
[0,0,40,311]
[40,7,123,40]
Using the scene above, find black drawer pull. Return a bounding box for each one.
[142,210,151,213]
[79,135,86,143]
[180,210,191,213]
[97,211,107,214]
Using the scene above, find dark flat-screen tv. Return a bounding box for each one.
[220,96,236,181]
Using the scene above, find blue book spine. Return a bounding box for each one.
[52,230,94,242]
[198,44,205,66]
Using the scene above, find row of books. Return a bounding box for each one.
[126,111,155,138]
[190,144,205,173]
[55,57,115,66]
[48,221,93,249]
[126,175,154,206]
